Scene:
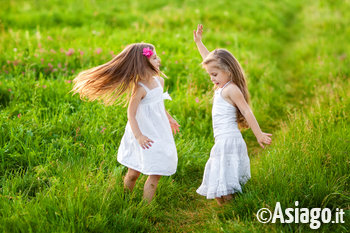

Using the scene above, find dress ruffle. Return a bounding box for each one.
[196,135,251,199]
[162,91,172,100]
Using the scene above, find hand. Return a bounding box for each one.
[169,118,180,135]
[136,135,154,149]
[257,132,272,148]
[193,24,203,43]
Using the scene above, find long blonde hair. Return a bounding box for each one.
[71,43,159,105]
[202,49,250,129]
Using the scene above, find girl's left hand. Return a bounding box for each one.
[193,24,203,43]
[257,132,272,148]
[169,118,180,135]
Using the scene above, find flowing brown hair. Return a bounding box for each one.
[71,43,159,105]
[202,49,250,129]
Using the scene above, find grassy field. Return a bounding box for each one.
[0,0,349,232]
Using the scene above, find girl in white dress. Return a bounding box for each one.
[193,24,272,205]
[72,43,180,202]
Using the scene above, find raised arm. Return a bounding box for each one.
[193,24,210,60]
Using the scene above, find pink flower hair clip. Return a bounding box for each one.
[142,47,153,58]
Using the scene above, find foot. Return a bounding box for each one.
[215,197,225,206]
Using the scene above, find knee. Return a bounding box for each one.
[127,171,140,181]
[148,175,161,184]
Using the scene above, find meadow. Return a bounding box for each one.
[0,0,349,232]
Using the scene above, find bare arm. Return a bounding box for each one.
[157,76,180,134]
[127,86,154,149]
[165,110,172,120]
[193,24,210,60]
[226,85,272,148]
[166,110,180,134]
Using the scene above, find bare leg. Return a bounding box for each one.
[216,194,235,206]
[223,194,234,202]
[143,175,161,203]
[215,197,225,206]
[124,168,141,192]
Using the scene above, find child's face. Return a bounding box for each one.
[204,62,231,88]
[149,50,161,70]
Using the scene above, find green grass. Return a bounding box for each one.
[0,0,349,232]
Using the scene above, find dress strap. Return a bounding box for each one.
[222,81,231,90]
[217,81,231,94]
[138,82,149,92]
[153,76,162,88]
[215,80,231,94]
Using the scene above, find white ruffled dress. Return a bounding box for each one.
[117,77,177,176]
[197,82,251,199]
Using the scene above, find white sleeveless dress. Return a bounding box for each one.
[117,77,177,176]
[197,81,251,199]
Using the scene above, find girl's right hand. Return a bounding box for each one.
[257,132,272,149]
[193,24,203,43]
[136,134,154,149]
